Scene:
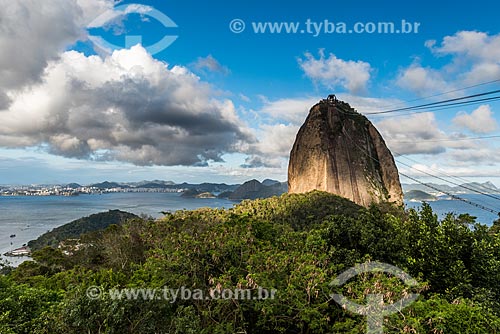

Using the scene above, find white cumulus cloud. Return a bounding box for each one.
[0,45,255,166]
[398,31,500,95]
[376,112,447,155]
[192,55,230,75]
[298,50,372,93]
[243,123,300,168]
[453,105,498,134]
[257,97,319,124]
[396,63,449,95]
[431,30,500,63]
[0,0,114,91]
[0,0,263,168]
[429,31,500,84]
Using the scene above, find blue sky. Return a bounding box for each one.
[0,0,499,186]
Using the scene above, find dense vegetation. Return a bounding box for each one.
[27,210,139,250]
[2,191,500,333]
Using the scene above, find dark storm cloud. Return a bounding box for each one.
[0,46,255,166]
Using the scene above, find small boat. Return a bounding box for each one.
[9,234,16,238]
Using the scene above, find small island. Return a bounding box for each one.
[404,190,438,202]
[180,189,216,198]
[194,192,216,199]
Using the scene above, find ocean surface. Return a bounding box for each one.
[1,192,499,266]
[405,194,500,225]
[0,192,236,266]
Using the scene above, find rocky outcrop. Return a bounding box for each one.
[228,179,287,200]
[288,96,403,207]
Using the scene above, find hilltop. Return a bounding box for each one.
[27,210,139,251]
[288,95,403,206]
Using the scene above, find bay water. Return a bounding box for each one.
[0,192,235,265]
[1,192,499,266]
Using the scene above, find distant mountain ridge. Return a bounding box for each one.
[13,179,500,199]
[127,180,176,187]
[83,180,240,192]
[89,181,130,189]
[69,180,291,196]
[402,181,499,195]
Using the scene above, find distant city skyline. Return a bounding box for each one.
[0,0,499,186]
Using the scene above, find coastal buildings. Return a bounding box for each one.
[3,246,31,257]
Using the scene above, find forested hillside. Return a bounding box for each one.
[28,210,139,251]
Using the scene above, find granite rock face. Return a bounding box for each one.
[287,96,403,207]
